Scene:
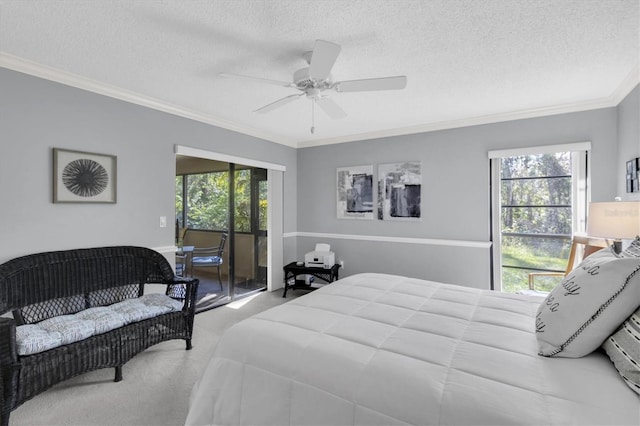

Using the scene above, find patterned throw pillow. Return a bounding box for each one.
[602,306,640,394]
[536,241,640,358]
[139,293,184,311]
[14,293,186,356]
[110,299,168,323]
[15,325,63,356]
[38,315,96,345]
[623,237,640,257]
[76,306,127,334]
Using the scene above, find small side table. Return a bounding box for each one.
[282,262,341,297]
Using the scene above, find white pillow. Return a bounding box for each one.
[536,244,640,357]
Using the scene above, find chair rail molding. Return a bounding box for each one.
[286,232,491,249]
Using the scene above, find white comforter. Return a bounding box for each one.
[186,273,640,425]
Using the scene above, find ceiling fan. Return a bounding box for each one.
[220,39,407,133]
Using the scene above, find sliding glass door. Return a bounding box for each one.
[176,156,267,311]
[232,166,268,298]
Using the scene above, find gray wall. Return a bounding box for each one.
[1,65,634,291]
[0,68,297,264]
[296,107,620,289]
[617,85,640,201]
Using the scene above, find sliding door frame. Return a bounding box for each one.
[174,145,286,292]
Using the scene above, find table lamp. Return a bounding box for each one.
[587,201,640,253]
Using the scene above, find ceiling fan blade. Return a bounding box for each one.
[219,73,294,88]
[309,40,341,81]
[254,93,303,114]
[315,97,347,119]
[334,75,407,92]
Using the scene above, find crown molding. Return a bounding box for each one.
[609,63,640,105]
[0,53,298,148]
[298,65,640,148]
[296,98,608,148]
[2,52,637,150]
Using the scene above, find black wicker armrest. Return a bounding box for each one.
[0,364,4,426]
[0,317,18,426]
[163,276,199,350]
[0,317,17,371]
[164,275,199,302]
[167,275,199,289]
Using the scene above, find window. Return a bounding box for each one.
[500,153,573,292]
[177,171,229,231]
[175,175,184,228]
[176,168,265,234]
[234,169,251,232]
[490,143,589,293]
[258,179,268,231]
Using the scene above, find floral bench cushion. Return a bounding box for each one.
[15,294,183,356]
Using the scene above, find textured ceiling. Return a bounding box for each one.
[0,0,638,148]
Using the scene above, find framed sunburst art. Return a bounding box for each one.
[53,148,117,203]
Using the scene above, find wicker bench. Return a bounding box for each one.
[0,246,199,426]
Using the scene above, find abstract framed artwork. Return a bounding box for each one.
[377,161,421,221]
[337,165,374,219]
[627,157,639,193]
[53,148,117,203]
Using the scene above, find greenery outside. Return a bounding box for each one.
[176,168,266,234]
[501,242,569,293]
[500,152,573,293]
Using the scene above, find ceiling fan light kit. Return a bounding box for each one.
[221,39,407,134]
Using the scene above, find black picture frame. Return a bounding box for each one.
[53,148,117,203]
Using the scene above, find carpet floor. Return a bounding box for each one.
[9,289,293,426]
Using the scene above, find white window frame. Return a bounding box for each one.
[488,142,591,292]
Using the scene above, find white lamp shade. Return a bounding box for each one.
[587,201,640,239]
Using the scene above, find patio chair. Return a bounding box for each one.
[191,233,227,291]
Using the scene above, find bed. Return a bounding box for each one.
[186,271,640,425]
